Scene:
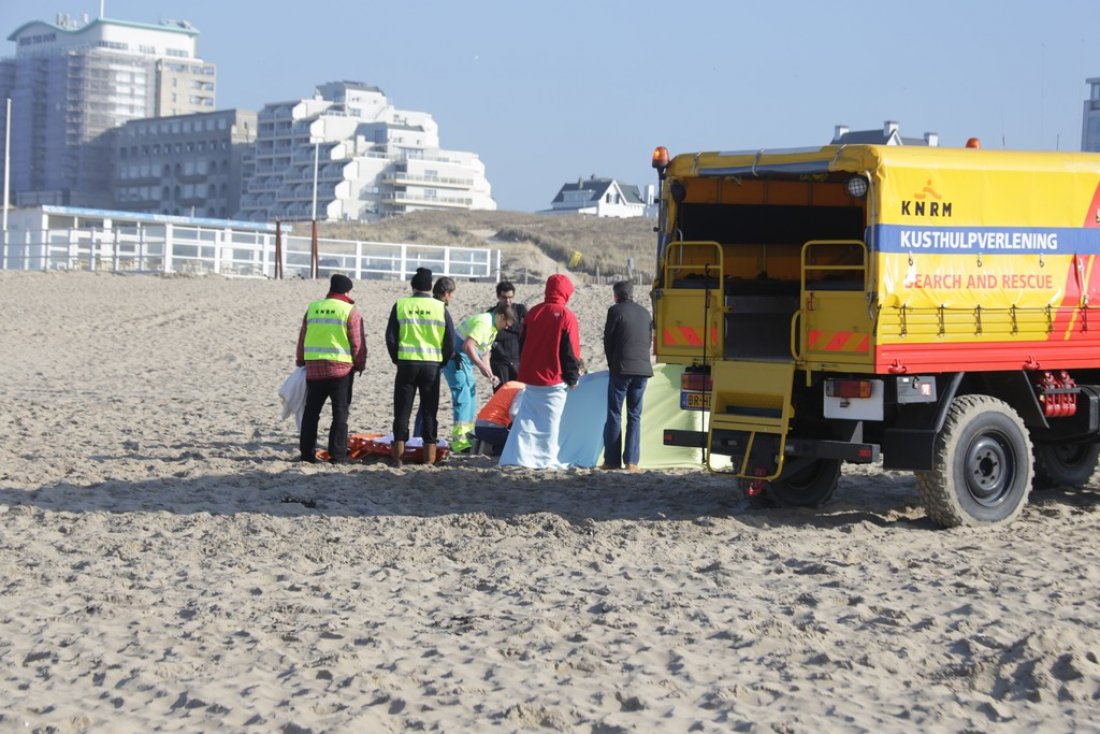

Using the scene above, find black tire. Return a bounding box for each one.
[916,394,1033,528]
[765,458,842,508]
[1033,441,1100,490]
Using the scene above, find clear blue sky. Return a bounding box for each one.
[2,0,1098,212]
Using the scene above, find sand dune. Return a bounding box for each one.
[2,270,1100,732]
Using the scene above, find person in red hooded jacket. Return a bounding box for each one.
[500,274,582,468]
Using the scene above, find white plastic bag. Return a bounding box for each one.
[278,366,307,430]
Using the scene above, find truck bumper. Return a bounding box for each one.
[663,429,880,464]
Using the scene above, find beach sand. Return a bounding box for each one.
[2,269,1100,732]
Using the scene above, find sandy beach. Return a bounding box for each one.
[2,269,1100,732]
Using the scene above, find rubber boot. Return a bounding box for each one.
[425,443,438,466]
[392,440,405,468]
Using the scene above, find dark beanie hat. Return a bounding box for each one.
[329,273,353,294]
[411,267,433,291]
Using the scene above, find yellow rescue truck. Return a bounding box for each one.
[652,142,1100,527]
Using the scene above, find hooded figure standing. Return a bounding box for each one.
[500,274,582,469]
[386,267,456,466]
[296,273,367,463]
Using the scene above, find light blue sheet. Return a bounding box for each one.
[499,383,569,469]
[498,366,704,470]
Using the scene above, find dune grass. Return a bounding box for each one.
[318,210,658,281]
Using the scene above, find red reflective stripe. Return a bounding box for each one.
[679,327,703,346]
[826,331,850,351]
[808,329,822,349]
[856,335,870,352]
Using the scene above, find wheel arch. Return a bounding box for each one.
[884,371,1047,471]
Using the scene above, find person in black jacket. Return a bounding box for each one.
[601,280,654,472]
[487,281,527,392]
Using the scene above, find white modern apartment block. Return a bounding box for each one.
[1083,78,1100,152]
[0,13,216,207]
[237,81,495,222]
[547,176,649,218]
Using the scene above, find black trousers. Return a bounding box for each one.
[489,358,518,392]
[300,373,353,461]
[393,361,441,443]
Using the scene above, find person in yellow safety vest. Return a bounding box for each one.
[385,267,456,467]
[295,273,367,463]
[413,276,457,439]
[444,304,517,452]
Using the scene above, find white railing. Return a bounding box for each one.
[281,235,496,281]
[0,225,499,281]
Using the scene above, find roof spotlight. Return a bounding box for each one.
[847,176,868,198]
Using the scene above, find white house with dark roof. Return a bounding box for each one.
[831,120,939,146]
[546,175,650,218]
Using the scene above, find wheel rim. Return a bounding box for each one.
[965,432,1015,506]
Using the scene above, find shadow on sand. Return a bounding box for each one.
[4,450,1098,531]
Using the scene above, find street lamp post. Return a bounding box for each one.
[310,140,319,279]
[3,97,11,270]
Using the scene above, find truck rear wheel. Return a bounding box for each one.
[765,458,842,508]
[1033,441,1100,489]
[916,394,1033,528]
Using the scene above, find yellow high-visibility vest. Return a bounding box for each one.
[303,298,354,363]
[396,296,446,362]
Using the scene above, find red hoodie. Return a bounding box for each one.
[517,274,582,387]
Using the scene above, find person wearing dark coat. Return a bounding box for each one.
[487,281,527,391]
[385,267,456,466]
[601,280,654,472]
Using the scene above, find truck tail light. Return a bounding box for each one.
[825,379,872,399]
[681,372,712,391]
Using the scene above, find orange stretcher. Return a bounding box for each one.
[316,433,449,464]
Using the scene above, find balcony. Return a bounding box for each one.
[383,172,474,189]
[382,191,473,209]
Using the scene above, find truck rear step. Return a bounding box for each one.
[707,360,796,479]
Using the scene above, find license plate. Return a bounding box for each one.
[681,391,711,411]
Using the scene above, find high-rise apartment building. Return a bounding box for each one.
[1083,78,1100,152]
[0,13,215,207]
[238,81,495,222]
